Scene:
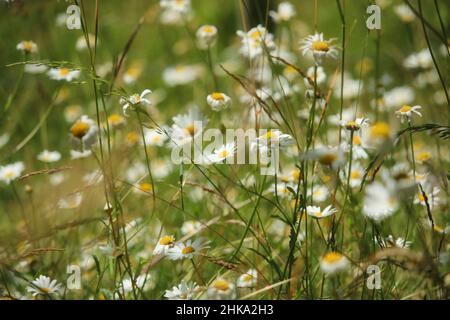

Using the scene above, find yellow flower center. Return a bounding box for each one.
[291,169,302,181]
[126,67,141,77]
[182,246,195,255]
[108,114,124,126]
[40,287,50,294]
[418,193,425,202]
[213,279,229,291]
[159,235,174,246]
[312,41,330,52]
[345,121,360,131]
[323,252,343,264]
[417,151,431,162]
[175,65,185,72]
[70,121,90,139]
[23,41,34,52]
[242,274,253,282]
[211,92,224,100]
[59,68,70,76]
[127,132,139,144]
[399,105,411,113]
[370,122,391,140]
[5,170,15,179]
[184,123,197,136]
[202,25,215,33]
[219,149,229,158]
[139,182,153,192]
[350,171,361,179]
[319,153,337,165]
[352,135,362,146]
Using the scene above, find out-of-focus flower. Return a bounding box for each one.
[196,25,218,48]
[206,92,231,111]
[0,162,24,184]
[58,192,82,209]
[207,143,236,164]
[236,25,276,59]
[363,181,398,222]
[37,150,61,163]
[307,205,337,219]
[48,67,80,82]
[70,115,98,150]
[17,40,38,54]
[320,252,349,275]
[269,2,296,23]
[163,65,200,86]
[165,281,199,300]
[207,277,235,299]
[153,235,175,255]
[394,4,415,23]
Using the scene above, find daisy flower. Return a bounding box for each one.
[164,281,199,300]
[16,40,38,54]
[70,149,92,159]
[269,2,296,23]
[58,193,83,209]
[143,128,167,146]
[64,105,83,123]
[207,143,236,164]
[272,182,297,198]
[166,238,209,260]
[48,67,80,82]
[237,269,257,288]
[151,159,173,179]
[414,186,440,209]
[27,275,62,297]
[160,0,191,14]
[163,65,200,86]
[123,63,143,84]
[306,205,337,219]
[307,185,329,202]
[379,235,412,248]
[196,25,218,48]
[395,105,422,123]
[363,182,398,222]
[207,277,235,300]
[153,235,175,255]
[340,162,365,188]
[236,25,276,59]
[403,49,433,69]
[134,182,153,195]
[0,162,24,184]
[37,150,61,163]
[107,114,126,129]
[75,34,96,51]
[120,89,152,116]
[394,4,415,23]
[206,92,231,111]
[416,150,432,164]
[302,147,345,170]
[300,33,338,65]
[70,115,98,150]
[168,106,207,146]
[25,63,48,74]
[181,220,202,235]
[383,86,415,109]
[320,252,350,275]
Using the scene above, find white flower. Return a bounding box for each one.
[121,274,151,294]
[166,238,209,260]
[208,143,236,164]
[70,115,98,150]
[306,66,326,87]
[302,147,345,170]
[0,162,24,184]
[0,133,10,149]
[75,34,96,51]
[27,275,62,296]
[37,150,61,163]
[160,0,191,14]
[48,68,80,82]
[163,65,200,86]
[269,2,296,23]
[363,182,398,222]
[320,252,349,275]
[168,106,207,146]
[153,235,175,255]
[123,64,143,84]
[403,49,433,69]
[340,162,365,188]
[165,281,199,300]
[236,25,276,59]
[207,277,235,299]
[307,185,329,202]
[394,4,415,23]
[206,92,231,111]
[196,25,218,48]
[181,220,203,235]
[383,86,415,109]
[300,33,338,65]
[143,128,167,146]
[151,159,173,179]
[306,205,337,219]
[252,129,294,148]
[24,63,48,74]
[379,235,412,248]
[237,269,257,288]
[395,105,422,123]
[120,89,152,116]
[58,193,83,209]
[70,149,92,159]
[16,40,38,54]
[414,186,440,209]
